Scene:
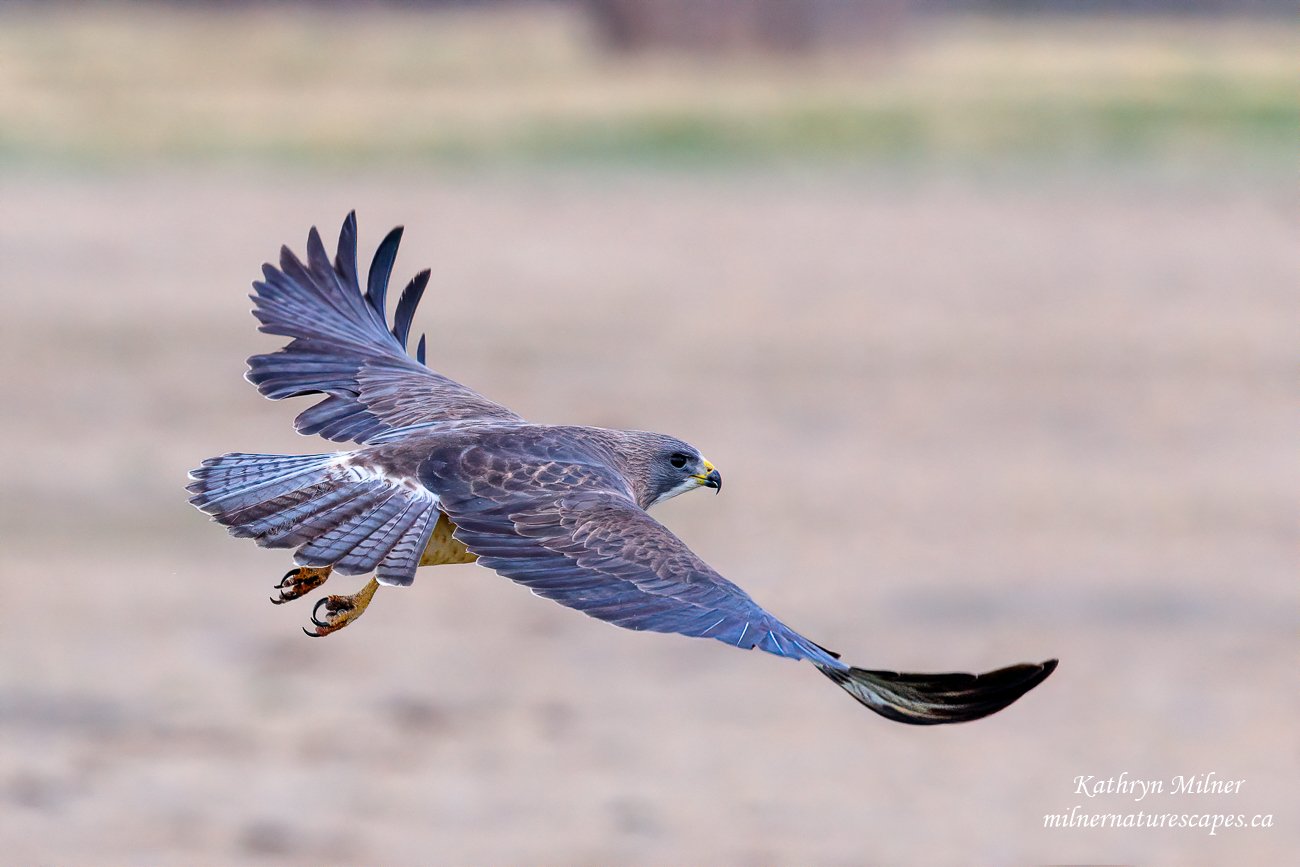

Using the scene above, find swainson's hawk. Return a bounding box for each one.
[188,213,1055,724]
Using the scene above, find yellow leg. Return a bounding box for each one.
[304,577,379,638]
[277,512,467,636]
[271,565,332,604]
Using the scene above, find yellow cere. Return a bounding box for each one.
[693,458,716,484]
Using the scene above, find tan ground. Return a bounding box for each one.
[1,167,1293,865]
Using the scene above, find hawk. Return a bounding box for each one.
[188,213,1056,725]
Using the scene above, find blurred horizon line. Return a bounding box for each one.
[0,1,1294,171]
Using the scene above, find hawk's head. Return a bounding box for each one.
[611,431,721,509]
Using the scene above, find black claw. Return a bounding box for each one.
[270,594,286,605]
[303,626,322,638]
[278,568,299,588]
[310,597,333,628]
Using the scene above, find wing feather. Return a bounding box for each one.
[246,212,522,443]
[421,442,839,665]
[365,225,403,323]
[391,270,430,349]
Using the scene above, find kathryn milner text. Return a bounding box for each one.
[1074,773,1244,802]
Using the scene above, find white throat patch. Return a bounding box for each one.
[649,476,704,507]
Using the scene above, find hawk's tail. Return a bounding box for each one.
[186,451,438,585]
[816,658,1057,724]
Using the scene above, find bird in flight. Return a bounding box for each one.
[188,213,1056,725]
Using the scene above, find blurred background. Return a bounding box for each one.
[1,1,1295,864]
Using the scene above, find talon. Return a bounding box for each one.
[271,565,332,604]
[310,596,333,628]
[300,577,379,638]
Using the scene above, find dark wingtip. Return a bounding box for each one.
[365,225,405,319]
[306,225,326,257]
[337,210,358,258]
[392,269,430,350]
[820,657,1057,725]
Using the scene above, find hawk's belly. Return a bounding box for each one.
[419,511,477,566]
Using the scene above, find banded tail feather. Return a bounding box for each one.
[817,658,1057,725]
[187,451,438,586]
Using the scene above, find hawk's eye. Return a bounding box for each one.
[669,453,689,469]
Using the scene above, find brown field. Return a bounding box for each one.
[1,5,1296,866]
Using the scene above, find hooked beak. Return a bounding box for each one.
[694,460,722,494]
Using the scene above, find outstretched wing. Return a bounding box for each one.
[422,437,1057,724]
[420,440,841,665]
[246,212,522,443]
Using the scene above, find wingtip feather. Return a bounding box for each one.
[392,269,430,350]
[820,657,1057,725]
[365,225,405,316]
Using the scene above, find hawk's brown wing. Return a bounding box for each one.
[246,212,522,443]
[419,440,839,663]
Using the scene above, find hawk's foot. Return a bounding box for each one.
[304,577,379,637]
[271,565,332,604]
